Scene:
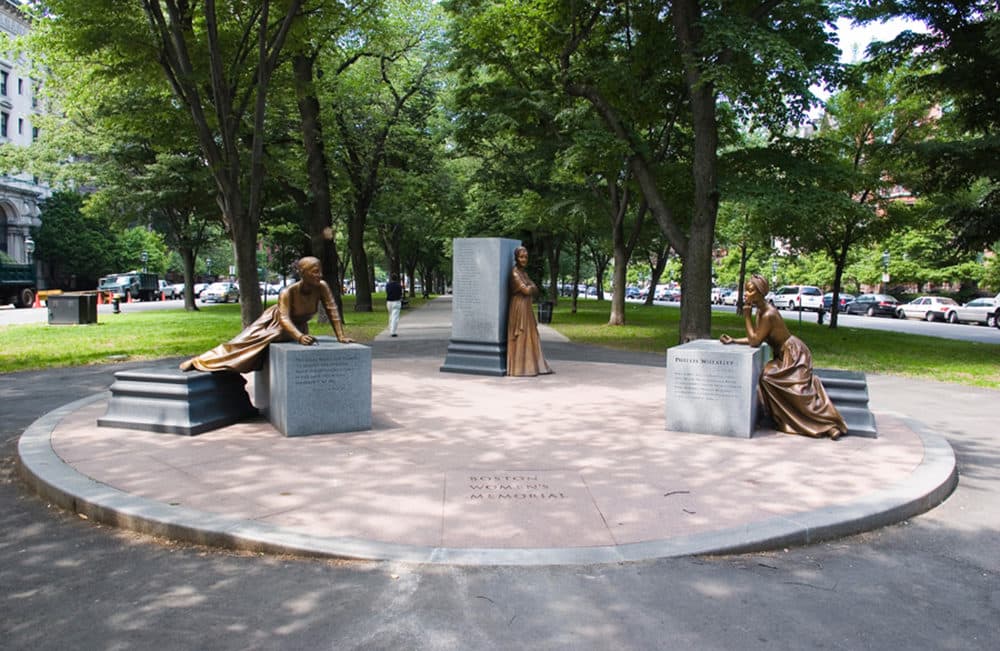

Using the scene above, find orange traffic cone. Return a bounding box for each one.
[97,292,103,305]
[127,292,133,303]
[32,291,40,308]
[161,291,165,301]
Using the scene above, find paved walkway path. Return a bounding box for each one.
[17,297,957,565]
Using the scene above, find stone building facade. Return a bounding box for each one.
[0,0,48,266]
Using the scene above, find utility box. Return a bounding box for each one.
[48,293,98,325]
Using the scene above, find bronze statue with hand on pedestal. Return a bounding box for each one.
[179,256,354,374]
[720,274,846,439]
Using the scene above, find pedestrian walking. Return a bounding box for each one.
[386,273,403,337]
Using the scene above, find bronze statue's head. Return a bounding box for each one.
[514,246,528,268]
[297,256,321,274]
[748,274,769,297]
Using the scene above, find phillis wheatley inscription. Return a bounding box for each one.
[665,339,767,438]
[669,356,741,401]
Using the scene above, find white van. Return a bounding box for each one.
[771,285,824,312]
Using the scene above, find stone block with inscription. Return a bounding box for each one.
[665,340,769,438]
[441,237,522,376]
[262,337,372,437]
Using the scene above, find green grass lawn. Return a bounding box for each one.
[3,295,998,389]
[0,294,424,373]
[547,299,1000,389]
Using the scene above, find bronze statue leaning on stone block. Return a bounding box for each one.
[720,274,846,439]
[179,256,354,374]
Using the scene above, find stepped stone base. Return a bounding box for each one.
[98,366,257,436]
[440,339,508,376]
[816,368,878,438]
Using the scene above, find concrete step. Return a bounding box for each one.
[815,368,878,438]
[836,405,879,439]
[824,385,870,406]
[816,368,868,391]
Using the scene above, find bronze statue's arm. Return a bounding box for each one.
[511,269,536,297]
[277,289,310,344]
[320,282,353,343]
[720,305,770,346]
[742,307,774,347]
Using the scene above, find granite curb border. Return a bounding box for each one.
[18,395,957,567]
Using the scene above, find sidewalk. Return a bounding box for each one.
[17,297,957,565]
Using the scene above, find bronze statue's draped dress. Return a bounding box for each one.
[760,335,847,438]
[184,282,338,374]
[506,267,553,377]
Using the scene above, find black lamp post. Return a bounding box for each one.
[881,251,890,293]
[206,258,213,281]
[141,250,149,273]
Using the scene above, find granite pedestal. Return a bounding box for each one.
[665,340,769,438]
[98,366,257,435]
[258,337,372,437]
[441,237,521,376]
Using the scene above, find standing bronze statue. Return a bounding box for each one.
[720,274,846,439]
[506,246,553,377]
[179,256,354,373]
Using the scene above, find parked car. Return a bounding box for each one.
[896,295,959,322]
[200,281,240,303]
[950,295,1000,326]
[158,280,179,299]
[625,286,641,300]
[168,282,186,298]
[823,292,855,310]
[722,290,739,306]
[844,293,900,317]
[771,285,824,311]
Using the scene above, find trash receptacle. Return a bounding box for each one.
[817,308,826,325]
[537,300,553,324]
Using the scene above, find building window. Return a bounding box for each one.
[1,112,8,137]
[18,78,23,94]
[0,71,7,96]
[32,126,39,141]
[18,117,23,134]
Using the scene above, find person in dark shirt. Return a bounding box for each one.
[385,273,403,337]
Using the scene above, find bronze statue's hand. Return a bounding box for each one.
[298,334,316,345]
[720,334,733,345]
[742,304,753,317]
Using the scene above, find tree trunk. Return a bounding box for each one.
[645,244,669,306]
[672,0,719,342]
[181,246,199,311]
[348,205,373,312]
[293,52,343,315]
[545,235,562,304]
[829,237,851,329]
[571,235,582,314]
[736,241,748,310]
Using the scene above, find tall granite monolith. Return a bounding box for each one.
[441,237,521,376]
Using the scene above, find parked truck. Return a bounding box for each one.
[97,272,160,302]
[0,260,36,307]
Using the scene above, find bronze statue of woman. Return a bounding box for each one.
[720,274,846,439]
[506,246,553,377]
[179,256,353,373]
